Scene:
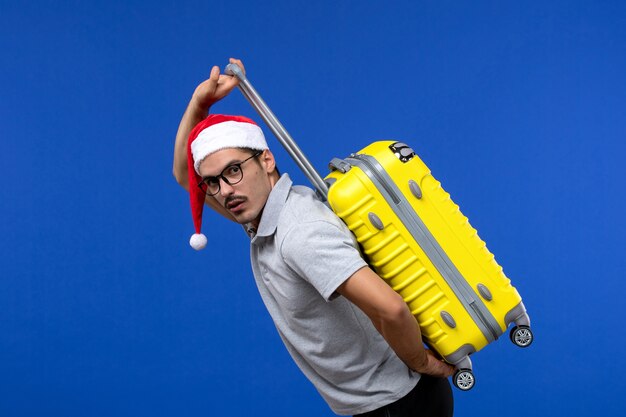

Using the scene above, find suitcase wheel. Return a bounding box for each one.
[453,369,475,391]
[510,325,533,348]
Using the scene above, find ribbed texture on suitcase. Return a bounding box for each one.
[326,141,523,360]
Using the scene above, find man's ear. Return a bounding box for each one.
[260,149,276,173]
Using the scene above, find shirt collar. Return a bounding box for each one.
[253,173,292,239]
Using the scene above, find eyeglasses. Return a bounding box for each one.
[197,151,263,196]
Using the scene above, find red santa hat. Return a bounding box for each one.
[187,114,268,250]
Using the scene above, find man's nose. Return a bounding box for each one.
[219,177,235,197]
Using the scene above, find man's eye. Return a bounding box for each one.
[224,165,241,176]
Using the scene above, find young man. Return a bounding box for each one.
[173,58,455,416]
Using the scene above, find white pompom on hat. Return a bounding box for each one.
[187,114,268,250]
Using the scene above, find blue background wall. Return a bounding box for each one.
[2,1,624,416]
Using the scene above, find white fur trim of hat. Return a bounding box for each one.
[191,120,268,175]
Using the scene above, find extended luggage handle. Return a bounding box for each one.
[225,63,329,201]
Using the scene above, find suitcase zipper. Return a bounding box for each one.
[344,154,502,343]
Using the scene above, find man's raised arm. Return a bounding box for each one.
[172,58,245,221]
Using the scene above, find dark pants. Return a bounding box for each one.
[354,375,453,417]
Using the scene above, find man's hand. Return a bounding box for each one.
[191,58,245,112]
[412,349,455,378]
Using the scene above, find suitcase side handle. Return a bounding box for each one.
[329,158,352,173]
[225,63,329,201]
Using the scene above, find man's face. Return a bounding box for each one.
[198,148,276,228]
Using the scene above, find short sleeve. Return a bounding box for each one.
[280,220,368,301]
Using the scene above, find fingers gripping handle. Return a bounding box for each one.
[225,63,329,201]
[224,62,246,79]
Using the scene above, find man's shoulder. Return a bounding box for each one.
[288,184,319,200]
[281,184,334,223]
[276,184,354,243]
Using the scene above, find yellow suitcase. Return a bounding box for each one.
[225,63,533,391]
[325,141,532,390]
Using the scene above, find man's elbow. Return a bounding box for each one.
[172,167,183,183]
[173,168,190,190]
[382,292,413,324]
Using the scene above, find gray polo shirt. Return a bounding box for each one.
[249,174,419,415]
